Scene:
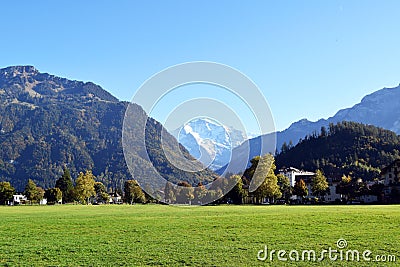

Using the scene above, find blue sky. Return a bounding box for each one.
[1,1,400,132]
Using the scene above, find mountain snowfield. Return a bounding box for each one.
[173,118,250,170]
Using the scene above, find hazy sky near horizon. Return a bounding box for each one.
[1,1,399,132]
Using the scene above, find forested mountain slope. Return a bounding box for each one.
[0,66,217,190]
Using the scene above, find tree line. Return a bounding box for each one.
[0,168,151,205]
[0,155,329,206]
[161,154,331,205]
[1,152,393,206]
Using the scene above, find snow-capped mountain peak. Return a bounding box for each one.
[172,118,248,170]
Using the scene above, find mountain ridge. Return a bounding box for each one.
[0,65,217,191]
[220,84,400,174]
[0,65,119,103]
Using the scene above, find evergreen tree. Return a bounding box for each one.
[94,182,109,203]
[281,142,288,153]
[288,140,294,149]
[320,126,327,137]
[55,168,74,203]
[277,174,292,202]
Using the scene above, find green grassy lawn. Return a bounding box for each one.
[0,205,398,266]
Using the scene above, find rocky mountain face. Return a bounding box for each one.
[333,85,400,133]
[278,84,400,148]
[0,66,217,191]
[0,66,119,103]
[173,118,248,170]
[219,84,400,175]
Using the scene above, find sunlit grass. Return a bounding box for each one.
[0,205,398,266]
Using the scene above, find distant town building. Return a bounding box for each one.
[279,167,315,187]
[324,184,343,203]
[12,194,49,205]
[357,194,378,204]
[381,159,400,186]
[110,192,122,204]
[381,159,400,202]
[12,194,27,205]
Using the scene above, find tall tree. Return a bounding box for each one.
[277,174,292,202]
[293,179,308,203]
[243,156,261,186]
[55,168,74,203]
[0,182,15,205]
[44,188,62,204]
[311,169,329,198]
[124,180,145,204]
[281,142,288,153]
[288,140,294,149]
[224,175,245,204]
[336,175,367,202]
[320,126,327,137]
[94,182,109,203]
[74,171,96,204]
[336,175,353,202]
[36,187,45,204]
[24,179,39,204]
[252,154,282,204]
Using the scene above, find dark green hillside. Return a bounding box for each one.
[276,121,400,180]
[0,66,217,191]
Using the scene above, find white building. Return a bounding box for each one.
[110,192,122,204]
[12,195,49,205]
[279,167,315,187]
[279,168,346,203]
[13,194,27,205]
